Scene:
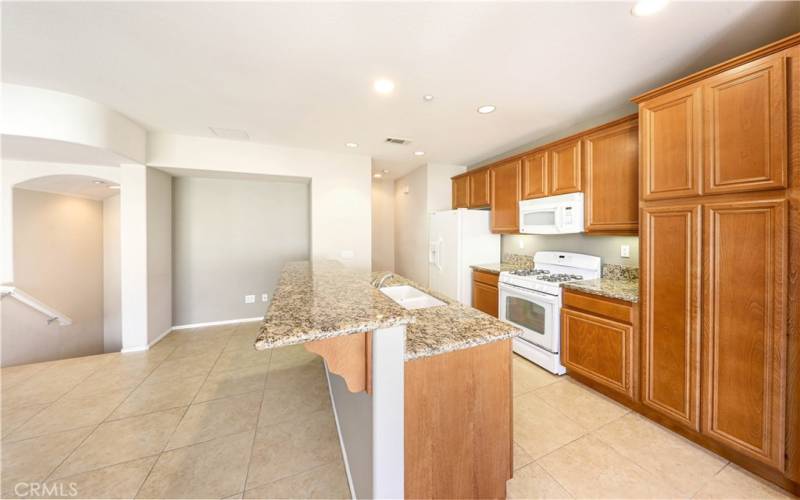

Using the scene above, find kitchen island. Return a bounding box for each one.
[255,261,520,499]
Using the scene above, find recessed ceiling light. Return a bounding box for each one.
[477,105,496,114]
[374,79,395,94]
[382,169,389,174]
[414,151,425,156]
[109,185,120,190]
[373,173,383,179]
[345,142,358,148]
[93,180,105,185]
[631,0,668,16]
[423,95,434,102]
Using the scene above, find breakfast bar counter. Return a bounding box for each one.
[254,261,520,499]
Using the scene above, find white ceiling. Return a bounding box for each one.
[15,174,120,200]
[2,2,798,179]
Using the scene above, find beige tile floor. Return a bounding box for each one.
[1,324,796,499]
[1,323,350,499]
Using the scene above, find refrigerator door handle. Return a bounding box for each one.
[429,240,442,270]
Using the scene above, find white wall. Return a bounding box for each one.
[146,168,172,344]
[2,189,104,366]
[147,133,372,271]
[103,194,121,352]
[371,179,395,272]
[393,163,466,285]
[394,166,428,285]
[172,176,310,326]
[1,83,147,164]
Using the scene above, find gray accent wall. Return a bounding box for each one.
[502,233,639,267]
[171,176,310,326]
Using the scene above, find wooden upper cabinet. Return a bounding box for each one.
[489,160,521,233]
[703,54,787,195]
[549,139,582,195]
[702,198,786,469]
[452,175,469,209]
[584,118,639,233]
[640,86,703,201]
[641,204,702,431]
[521,151,548,200]
[468,169,490,208]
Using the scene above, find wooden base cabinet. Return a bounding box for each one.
[472,270,499,318]
[702,198,787,469]
[561,290,637,400]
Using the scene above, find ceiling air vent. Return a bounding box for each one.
[385,137,411,145]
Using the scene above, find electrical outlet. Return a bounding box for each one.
[261,293,269,302]
[245,294,255,304]
[620,245,631,258]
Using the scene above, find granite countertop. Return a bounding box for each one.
[377,274,521,360]
[560,265,640,303]
[254,261,520,360]
[254,261,415,350]
[470,262,528,274]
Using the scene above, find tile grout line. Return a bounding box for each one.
[240,348,273,494]
[42,346,179,483]
[132,338,231,499]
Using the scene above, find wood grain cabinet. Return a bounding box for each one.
[452,175,469,208]
[549,139,582,195]
[561,290,637,399]
[584,117,640,233]
[640,86,703,201]
[640,204,702,430]
[472,270,499,318]
[468,168,490,208]
[703,54,787,195]
[521,150,548,199]
[490,160,522,233]
[702,198,787,468]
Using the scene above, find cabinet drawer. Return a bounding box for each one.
[561,309,634,399]
[472,270,499,287]
[472,281,499,318]
[563,289,633,324]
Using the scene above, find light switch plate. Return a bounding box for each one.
[261,293,269,302]
[245,295,256,304]
[620,245,630,258]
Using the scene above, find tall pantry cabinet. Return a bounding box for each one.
[635,33,799,488]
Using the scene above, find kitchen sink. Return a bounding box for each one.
[380,285,446,310]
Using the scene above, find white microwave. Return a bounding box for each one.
[518,192,584,234]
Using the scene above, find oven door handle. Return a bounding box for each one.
[499,282,560,303]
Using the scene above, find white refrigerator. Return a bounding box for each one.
[428,209,501,306]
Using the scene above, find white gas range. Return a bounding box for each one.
[499,251,601,374]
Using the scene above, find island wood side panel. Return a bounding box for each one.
[305,332,372,393]
[404,339,513,499]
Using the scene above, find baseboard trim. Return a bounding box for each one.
[324,360,357,500]
[171,317,262,330]
[120,317,262,353]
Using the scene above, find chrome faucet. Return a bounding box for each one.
[372,272,394,288]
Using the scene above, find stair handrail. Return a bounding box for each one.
[0,284,73,326]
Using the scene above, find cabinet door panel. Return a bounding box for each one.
[641,87,703,200]
[490,160,521,233]
[472,282,499,318]
[469,169,490,208]
[561,309,634,398]
[641,205,701,430]
[702,199,786,469]
[549,139,582,195]
[704,54,787,194]
[452,176,469,209]
[521,151,549,200]
[584,118,639,233]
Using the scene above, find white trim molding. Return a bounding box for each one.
[171,317,263,330]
